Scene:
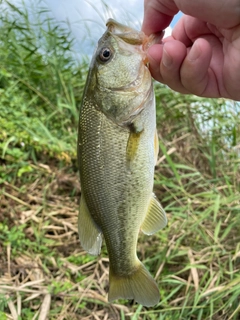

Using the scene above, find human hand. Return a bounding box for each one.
[142,0,240,100]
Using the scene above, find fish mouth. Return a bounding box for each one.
[106,18,164,52]
[106,19,146,46]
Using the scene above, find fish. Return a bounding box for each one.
[77,19,167,307]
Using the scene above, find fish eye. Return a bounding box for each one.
[99,47,112,62]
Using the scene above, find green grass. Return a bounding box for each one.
[0,1,240,319]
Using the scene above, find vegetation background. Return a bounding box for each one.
[0,1,240,319]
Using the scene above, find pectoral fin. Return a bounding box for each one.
[141,194,167,235]
[78,193,102,256]
[126,131,142,164]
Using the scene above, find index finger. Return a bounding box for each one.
[142,0,179,35]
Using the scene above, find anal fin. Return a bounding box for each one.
[78,193,102,256]
[141,194,167,235]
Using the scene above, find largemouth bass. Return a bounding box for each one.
[77,19,167,307]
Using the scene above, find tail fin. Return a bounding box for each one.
[108,261,160,307]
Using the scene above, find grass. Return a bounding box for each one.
[0,1,240,319]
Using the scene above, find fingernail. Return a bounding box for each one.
[162,47,173,68]
[188,41,201,61]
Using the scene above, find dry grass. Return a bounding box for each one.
[1,135,240,319]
